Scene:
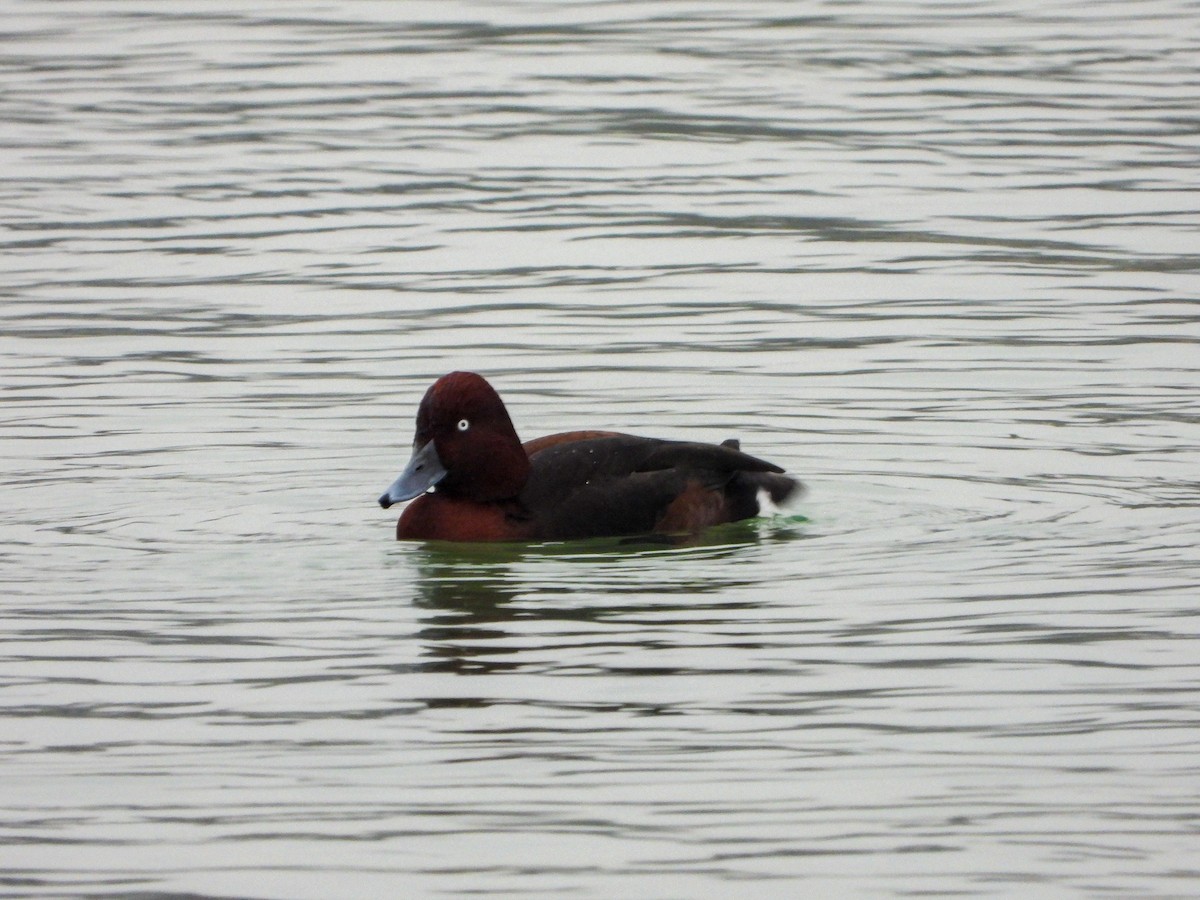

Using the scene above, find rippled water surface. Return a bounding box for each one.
[3,1,1199,896]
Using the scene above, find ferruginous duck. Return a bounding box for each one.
[379,372,800,542]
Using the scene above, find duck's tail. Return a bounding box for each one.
[718,439,803,518]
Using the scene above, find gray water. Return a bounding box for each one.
[3,1,1199,897]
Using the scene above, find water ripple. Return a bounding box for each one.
[3,0,1199,896]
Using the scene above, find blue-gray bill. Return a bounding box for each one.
[378,440,446,508]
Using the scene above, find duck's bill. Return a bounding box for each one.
[378,440,447,508]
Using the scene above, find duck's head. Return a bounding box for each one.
[379,372,530,507]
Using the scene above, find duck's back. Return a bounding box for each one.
[519,435,798,541]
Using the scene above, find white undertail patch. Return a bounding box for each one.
[755,487,783,517]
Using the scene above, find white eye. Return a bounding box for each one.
[457,418,470,432]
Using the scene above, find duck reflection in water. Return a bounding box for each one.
[401,524,806,677]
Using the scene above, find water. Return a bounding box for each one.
[3,1,1199,896]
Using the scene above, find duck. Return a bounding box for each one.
[378,372,800,542]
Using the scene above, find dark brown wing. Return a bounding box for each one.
[520,436,799,540]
